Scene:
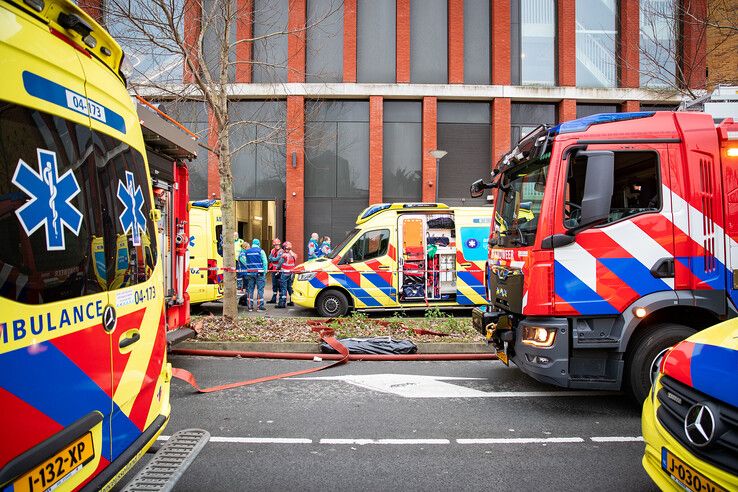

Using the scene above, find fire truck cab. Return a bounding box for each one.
[472,111,738,402]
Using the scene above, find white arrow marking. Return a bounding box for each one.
[291,374,611,399]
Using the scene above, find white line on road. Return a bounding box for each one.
[158,435,643,445]
[320,439,451,445]
[457,437,585,444]
[590,436,644,442]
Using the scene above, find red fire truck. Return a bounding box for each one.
[137,100,197,344]
[471,111,738,402]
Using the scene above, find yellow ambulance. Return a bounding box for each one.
[187,200,224,306]
[292,203,492,317]
[0,1,191,490]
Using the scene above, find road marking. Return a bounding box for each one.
[292,374,612,398]
[320,439,450,445]
[158,435,644,445]
[590,436,644,442]
[457,437,584,444]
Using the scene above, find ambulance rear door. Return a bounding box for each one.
[454,208,490,305]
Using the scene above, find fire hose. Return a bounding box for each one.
[170,319,497,393]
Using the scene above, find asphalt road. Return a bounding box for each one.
[117,356,657,491]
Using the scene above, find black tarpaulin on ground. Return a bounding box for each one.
[321,337,418,355]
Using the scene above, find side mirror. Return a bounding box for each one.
[470,179,487,198]
[578,150,614,229]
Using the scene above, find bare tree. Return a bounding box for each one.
[103,0,341,320]
[633,0,738,100]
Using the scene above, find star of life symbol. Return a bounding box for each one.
[117,171,147,247]
[466,238,479,249]
[12,149,83,251]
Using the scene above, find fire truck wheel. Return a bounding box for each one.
[624,323,695,405]
[316,290,349,317]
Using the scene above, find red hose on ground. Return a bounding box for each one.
[170,348,497,361]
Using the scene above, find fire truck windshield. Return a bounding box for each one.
[494,153,550,248]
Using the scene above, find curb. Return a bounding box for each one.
[174,341,492,355]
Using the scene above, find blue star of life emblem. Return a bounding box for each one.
[12,149,83,251]
[117,171,147,247]
[466,238,479,249]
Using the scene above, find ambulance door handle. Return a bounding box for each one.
[460,263,472,267]
[378,265,391,270]
[119,331,141,349]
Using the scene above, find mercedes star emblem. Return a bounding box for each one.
[103,305,117,333]
[684,403,716,448]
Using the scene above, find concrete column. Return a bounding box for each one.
[557,0,576,87]
[448,0,464,84]
[286,96,305,261]
[491,0,511,85]
[369,96,384,204]
[396,0,411,83]
[343,0,357,82]
[235,0,253,83]
[287,0,306,83]
[422,97,438,202]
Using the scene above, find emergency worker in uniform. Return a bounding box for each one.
[319,236,331,257]
[267,238,282,304]
[234,232,245,291]
[239,239,268,311]
[276,241,297,308]
[307,232,320,260]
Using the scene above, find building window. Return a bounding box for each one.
[511,0,556,86]
[229,101,287,200]
[357,0,396,83]
[640,0,677,88]
[576,0,618,88]
[511,103,556,145]
[464,0,491,85]
[383,101,422,203]
[576,103,618,119]
[307,0,344,83]
[410,0,448,83]
[164,102,210,200]
[305,101,369,244]
[437,102,491,206]
[253,0,289,83]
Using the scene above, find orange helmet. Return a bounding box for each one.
[272,238,281,245]
[283,241,292,249]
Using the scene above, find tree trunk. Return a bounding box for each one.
[216,101,239,321]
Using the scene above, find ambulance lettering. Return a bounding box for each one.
[1,300,103,344]
[12,149,83,250]
[117,170,147,247]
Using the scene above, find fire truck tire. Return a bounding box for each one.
[316,290,349,317]
[624,323,695,404]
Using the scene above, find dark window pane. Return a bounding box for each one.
[162,102,209,200]
[383,121,422,202]
[304,198,368,252]
[576,103,618,119]
[384,101,422,123]
[253,0,289,82]
[511,102,556,145]
[576,0,617,87]
[437,102,492,206]
[357,0,396,82]
[307,0,344,82]
[465,0,490,84]
[410,0,448,83]
[306,100,370,122]
[305,122,338,197]
[202,0,237,82]
[337,122,369,198]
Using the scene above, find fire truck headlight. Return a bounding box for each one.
[522,326,556,347]
[727,147,738,157]
[297,272,317,282]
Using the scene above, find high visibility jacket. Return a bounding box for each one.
[240,247,265,273]
[279,251,297,272]
[307,238,319,259]
[269,247,281,270]
[320,241,331,256]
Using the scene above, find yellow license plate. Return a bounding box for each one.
[662,448,726,492]
[13,432,95,492]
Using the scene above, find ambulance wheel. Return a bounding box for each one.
[624,323,695,405]
[316,290,349,317]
